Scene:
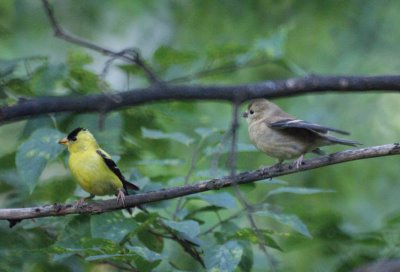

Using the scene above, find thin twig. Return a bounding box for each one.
[200,210,243,235]
[41,0,159,83]
[210,128,233,176]
[227,102,276,270]
[155,218,205,267]
[174,140,203,218]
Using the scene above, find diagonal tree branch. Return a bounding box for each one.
[41,0,159,83]
[1,144,399,223]
[1,74,400,124]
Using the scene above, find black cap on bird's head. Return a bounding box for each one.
[67,127,87,141]
[58,127,88,145]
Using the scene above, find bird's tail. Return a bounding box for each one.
[324,135,362,147]
[121,180,139,215]
[123,179,140,191]
[122,183,148,216]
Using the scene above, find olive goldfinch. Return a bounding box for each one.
[58,128,139,206]
[243,99,361,168]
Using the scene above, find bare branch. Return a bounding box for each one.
[41,0,159,83]
[1,144,399,222]
[1,74,399,124]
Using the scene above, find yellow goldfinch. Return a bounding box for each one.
[243,99,361,168]
[58,127,139,206]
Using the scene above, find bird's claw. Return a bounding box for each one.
[294,154,304,169]
[74,198,86,208]
[116,189,126,207]
[74,194,94,208]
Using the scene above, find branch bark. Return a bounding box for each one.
[1,74,400,124]
[1,143,399,222]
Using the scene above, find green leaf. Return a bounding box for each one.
[91,212,139,243]
[229,228,282,251]
[185,206,225,219]
[52,253,75,262]
[206,43,248,64]
[16,128,64,193]
[141,127,194,146]
[65,50,100,94]
[254,211,312,238]
[138,230,164,253]
[267,187,335,198]
[238,242,253,272]
[31,176,76,203]
[67,50,93,68]
[56,215,91,248]
[221,221,241,234]
[194,127,221,139]
[30,63,67,95]
[135,159,184,166]
[125,245,162,262]
[252,25,292,59]
[153,46,197,68]
[203,143,257,156]
[204,241,243,272]
[0,59,18,77]
[117,63,146,76]
[162,220,200,238]
[196,192,237,209]
[86,246,162,271]
[85,254,127,261]
[0,57,46,79]
[22,116,59,139]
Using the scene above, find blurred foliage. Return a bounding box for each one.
[0,0,400,271]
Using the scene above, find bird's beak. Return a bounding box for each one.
[58,137,69,145]
[242,111,248,118]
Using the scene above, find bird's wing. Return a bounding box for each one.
[96,149,139,191]
[268,119,350,135]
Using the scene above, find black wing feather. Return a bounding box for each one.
[96,150,139,192]
[269,119,350,135]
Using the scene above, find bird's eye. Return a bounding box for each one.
[249,110,254,115]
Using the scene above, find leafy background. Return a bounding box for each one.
[1,0,400,271]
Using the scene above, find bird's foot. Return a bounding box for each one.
[74,194,95,208]
[116,189,126,207]
[74,198,86,208]
[294,154,304,169]
[271,160,284,172]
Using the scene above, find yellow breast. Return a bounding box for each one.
[68,150,123,196]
